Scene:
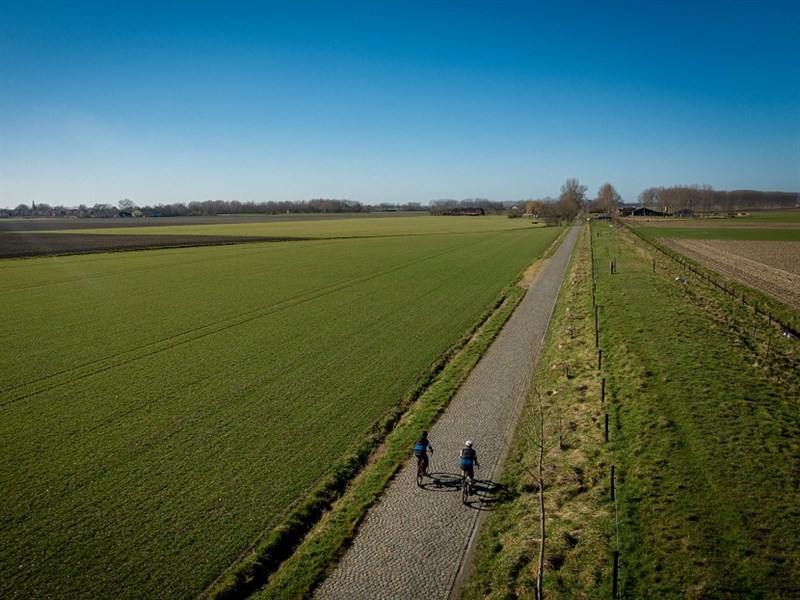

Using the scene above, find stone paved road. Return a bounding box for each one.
[315,225,579,600]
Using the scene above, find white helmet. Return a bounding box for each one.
[465,440,473,447]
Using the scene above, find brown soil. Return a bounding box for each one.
[0,233,297,258]
[627,218,799,229]
[660,238,800,311]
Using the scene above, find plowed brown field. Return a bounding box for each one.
[660,238,800,311]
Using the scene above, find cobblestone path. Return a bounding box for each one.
[315,226,579,599]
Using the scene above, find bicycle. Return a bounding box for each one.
[416,455,427,487]
[461,472,473,503]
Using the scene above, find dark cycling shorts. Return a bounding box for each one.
[460,464,474,479]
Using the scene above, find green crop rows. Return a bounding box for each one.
[0,217,560,599]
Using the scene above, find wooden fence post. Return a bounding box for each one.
[605,413,609,442]
[613,550,620,597]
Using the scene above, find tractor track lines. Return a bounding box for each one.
[1,235,494,407]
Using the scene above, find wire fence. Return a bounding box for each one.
[592,218,798,597]
[624,225,799,340]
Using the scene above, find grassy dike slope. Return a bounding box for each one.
[464,222,800,599]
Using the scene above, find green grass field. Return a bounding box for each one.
[42,213,536,239]
[598,224,800,597]
[464,221,800,598]
[730,209,800,224]
[0,216,560,599]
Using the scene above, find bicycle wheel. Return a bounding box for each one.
[462,476,469,504]
[417,460,424,487]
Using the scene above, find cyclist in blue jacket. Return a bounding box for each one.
[413,431,434,476]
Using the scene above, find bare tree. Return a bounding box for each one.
[518,386,562,599]
[596,183,622,216]
[539,201,561,226]
[638,187,660,209]
[558,178,587,221]
[525,199,546,217]
[696,184,714,217]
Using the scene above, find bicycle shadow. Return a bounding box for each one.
[418,470,504,510]
[464,477,504,511]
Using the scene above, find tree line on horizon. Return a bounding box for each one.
[4,184,796,219]
[637,186,797,214]
[5,198,426,218]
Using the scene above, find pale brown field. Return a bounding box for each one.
[630,218,798,229]
[660,238,800,311]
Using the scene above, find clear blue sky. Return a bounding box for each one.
[1,0,798,208]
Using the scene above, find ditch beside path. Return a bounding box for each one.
[314,225,580,600]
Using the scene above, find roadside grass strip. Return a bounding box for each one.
[593,223,800,597]
[0,223,562,599]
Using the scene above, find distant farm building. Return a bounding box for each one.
[620,206,665,217]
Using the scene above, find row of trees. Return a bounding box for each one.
[428,198,508,215]
[143,198,370,217]
[6,182,795,220]
[638,186,798,214]
[525,178,594,224]
[4,198,429,218]
[6,181,596,221]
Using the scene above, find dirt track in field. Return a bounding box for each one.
[660,238,800,311]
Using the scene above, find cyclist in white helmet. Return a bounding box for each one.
[459,440,479,494]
